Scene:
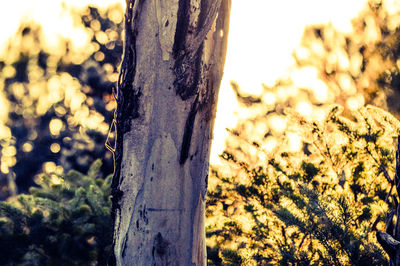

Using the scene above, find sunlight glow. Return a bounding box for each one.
[296,101,313,117]
[49,119,63,136]
[262,137,278,153]
[338,74,357,95]
[287,133,302,153]
[50,143,61,153]
[262,92,276,105]
[1,0,372,165]
[272,86,296,105]
[2,146,16,157]
[346,94,365,111]
[1,162,9,174]
[43,161,56,173]
[312,108,328,122]
[0,125,11,140]
[268,115,287,134]
[22,142,34,153]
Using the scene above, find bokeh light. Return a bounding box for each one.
[1,0,399,198]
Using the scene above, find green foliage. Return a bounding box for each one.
[206,1,400,264]
[207,104,400,264]
[207,106,400,265]
[0,159,112,265]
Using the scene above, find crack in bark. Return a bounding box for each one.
[180,96,199,165]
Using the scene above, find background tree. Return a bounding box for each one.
[0,5,124,265]
[292,0,400,117]
[0,5,124,197]
[108,1,231,264]
[0,160,112,265]
[3,0,400,265]
[205,0,400,264]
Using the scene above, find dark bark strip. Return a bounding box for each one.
[175,1,226,164]
[198,1,210,32]
[173,1,208,101]
[108,0,143,264]
[173,0,190,58]
[174,45,204,100]
[111,0,137,217]
[180,96,199,165]
[173,2,208,161]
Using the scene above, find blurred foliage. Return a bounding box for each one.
[2,0,400,265]
[0,159,112,265]
[291,0,400,116]
[0,4,124,197]
[207,105,399,264]
[206,0,400,264]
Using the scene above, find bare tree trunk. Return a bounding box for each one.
[377,136,400,265]
[108,0,231,265]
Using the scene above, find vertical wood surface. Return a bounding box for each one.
[109,1,231,265]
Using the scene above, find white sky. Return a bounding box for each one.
[0,0,372,162]
[213,0,369,162]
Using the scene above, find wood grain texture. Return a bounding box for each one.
[109,1,231,265]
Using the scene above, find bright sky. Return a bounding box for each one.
[0,0,373,163]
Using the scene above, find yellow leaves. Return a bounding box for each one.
[338,73,356,95]
[349,52,363,77]
[10,83,25,100]
[365,15,381,44]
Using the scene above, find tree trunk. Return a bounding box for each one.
[376,136,400,265]
[108,0,231,265]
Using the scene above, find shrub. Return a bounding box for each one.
[207,105,399,264]
[0,159,112,265]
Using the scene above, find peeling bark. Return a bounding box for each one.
[108,0,231,265]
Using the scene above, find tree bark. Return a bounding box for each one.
[108,0,231,265]
[376,136,400,265]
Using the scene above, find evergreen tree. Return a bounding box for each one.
[207,104,400,264]
[206,0,400,264]
[0,4,123,196]
[0,159,112,265]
